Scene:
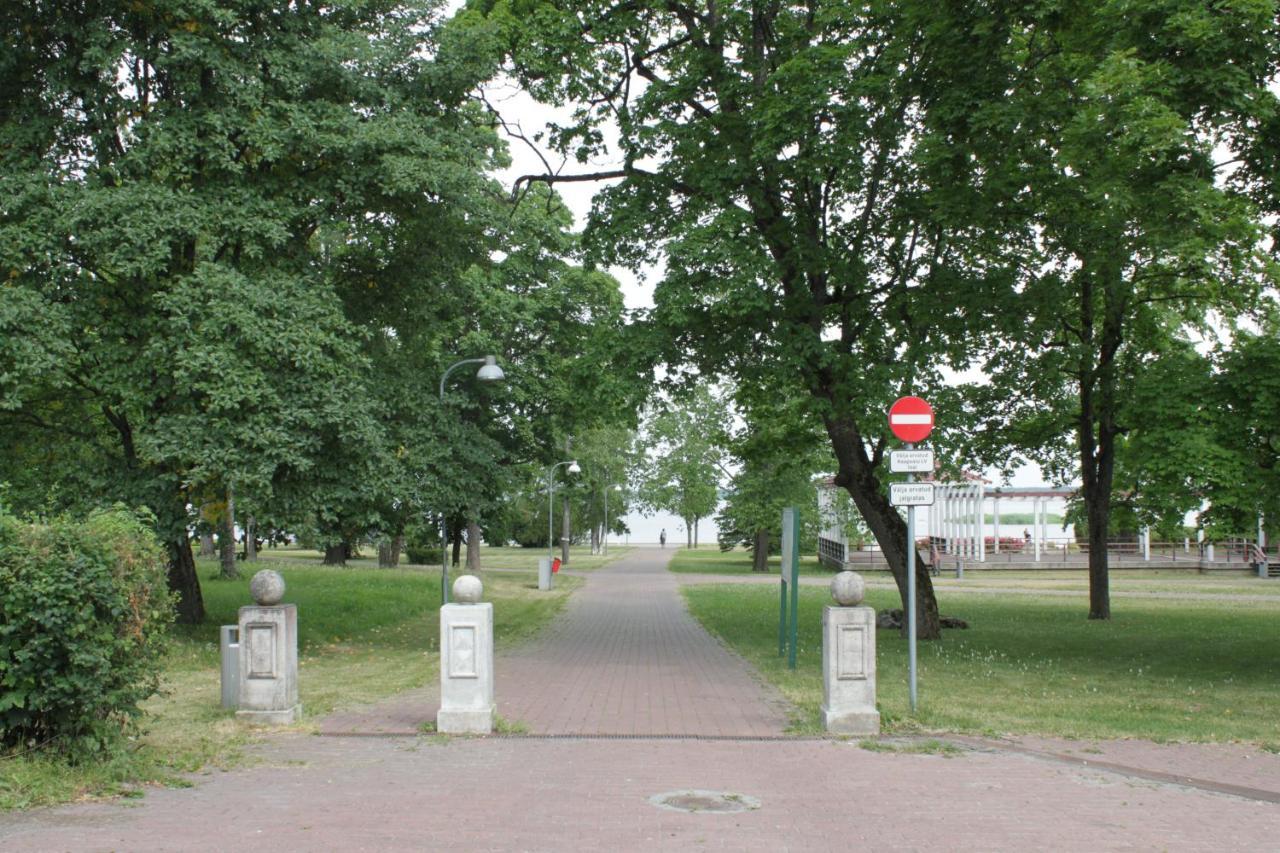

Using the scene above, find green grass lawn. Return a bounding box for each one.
[683,582,1280,745]
[1,557,579,810]
[666,547,829,576]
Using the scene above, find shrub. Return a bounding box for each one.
[0,507,174,759]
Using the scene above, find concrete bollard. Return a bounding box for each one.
[821,572,880,735]
[236,571,301,725]
[219,625,240,709]
[437,575,495,734]
[538,557,553,591]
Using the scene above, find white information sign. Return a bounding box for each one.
[889,449,934,473]
[780,507,798,583]
[890,483,935,507]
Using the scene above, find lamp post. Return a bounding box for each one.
[438,355,505,604]
[547,459,580,565]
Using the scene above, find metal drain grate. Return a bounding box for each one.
[649,790,762,814]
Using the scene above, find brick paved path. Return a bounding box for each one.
[495,547,790,735]
[5,735,1278,851]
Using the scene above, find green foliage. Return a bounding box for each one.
[1202,319,1280,537]
[0,508,174,760]
[716,391,829,559]
[636,387,728,545]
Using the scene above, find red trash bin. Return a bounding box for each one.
[551,557,561,573]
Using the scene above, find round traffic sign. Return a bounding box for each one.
[888,396,934,443]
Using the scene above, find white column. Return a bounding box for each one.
[1034,499,1042,562]
[1259,513,1267,554]
[1142,526,1151,561]
[943,489,952,553]
[993,497,1001,554]
[966,488,974,558]
[976,484,986,562]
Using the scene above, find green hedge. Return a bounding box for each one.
[0,508,174,759]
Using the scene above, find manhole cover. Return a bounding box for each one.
[648,790,761,814]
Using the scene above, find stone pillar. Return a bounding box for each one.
[538,556,553,591]
[437,574,495,734]
[822,572,880,735]
[236,571,301,725]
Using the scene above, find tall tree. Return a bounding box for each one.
[637,387,728,549]
[477,0,1037,635]
[962,1,1277,619]
[0,0,503,620]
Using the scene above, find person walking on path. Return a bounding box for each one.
[659,528,666,548]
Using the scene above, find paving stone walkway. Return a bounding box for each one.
[322,547,789,737]
[4,735,1278,851]
[495,547,790,736]
[5,547,1280,849]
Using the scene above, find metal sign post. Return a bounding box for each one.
[778,507,800,669]
[905,446,918,713]
[888,397,935,714]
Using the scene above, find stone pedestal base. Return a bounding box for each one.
[436,707,494,734]
[236,705,302,725]
[437,602,495,734]
[237,604,300,726]
[821,605,880,736]
[538,557,553,591]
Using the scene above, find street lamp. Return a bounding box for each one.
[547,459,580,565]
[438,355,505,604]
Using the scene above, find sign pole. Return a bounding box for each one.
[788,511,800,670]
[778,575,787,658]
[906,443,918,713]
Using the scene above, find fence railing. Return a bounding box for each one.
[831,537,1274,568]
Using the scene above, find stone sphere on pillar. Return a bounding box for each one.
[249,570,286,606]
[830,571,866,607]
[452,574,484,604]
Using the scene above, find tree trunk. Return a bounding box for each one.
[392,534,404,567]
[824,412,942,639]
[1076,264,1122,620]
[752,529,770,572]
[694,517,700,548]
[378,540,395,568]
[452,521,463,567]
[168,536,205,624]
[466,520,482,573]
[199,532,216,557]
[685,519,693,549]
[245,515,257,561]
[561,494,571,565]
[219,484,238,580]
[323,543,346,566]
[1079,383,1117,620]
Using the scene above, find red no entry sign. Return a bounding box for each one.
[888,396,934,443]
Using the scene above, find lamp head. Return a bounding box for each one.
[476,355,505,382]
[568,460,581,474]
